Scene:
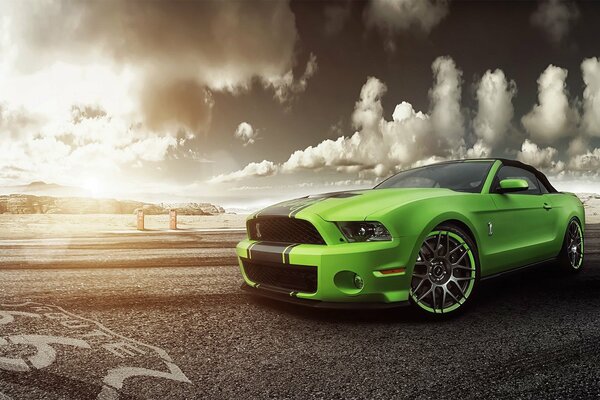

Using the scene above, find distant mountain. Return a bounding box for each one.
[0,181,84,197]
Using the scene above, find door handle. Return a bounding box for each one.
[543,203,552,210]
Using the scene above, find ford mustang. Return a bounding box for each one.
[236,159,585,316]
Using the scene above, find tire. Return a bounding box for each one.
[557,218,584,273]
[409,224,480,318]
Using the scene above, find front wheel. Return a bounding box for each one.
[557,218,584,273]
[409,224,479,317]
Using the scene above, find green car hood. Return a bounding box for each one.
[254,188,460,221]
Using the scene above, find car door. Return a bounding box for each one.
[487,165,559,274]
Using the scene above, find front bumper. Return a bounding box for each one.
[241,283,409,309]
[236,237,418,306]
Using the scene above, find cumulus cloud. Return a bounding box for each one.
[471,69,517,157]
[264,53,318,103]
[365,0,449,50]
[234,122,258,146]
[212,57,600,184]
[531,0,580,44]
[209,160,278,183]
[281,57,464,176]
[581,57,600,136]
[517,139,564,173]
[521,65,579,144]
[569,149,600,173]
[212,56,466,182]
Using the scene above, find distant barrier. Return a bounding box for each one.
[170,210,177,230]
[137,210,144,230]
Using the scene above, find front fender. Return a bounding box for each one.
[368,194,491,276]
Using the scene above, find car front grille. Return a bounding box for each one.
[247,217,325,245]
[242,260,318,293]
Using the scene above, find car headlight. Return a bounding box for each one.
[337,221,392,242]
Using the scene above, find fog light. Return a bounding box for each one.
[353,274,364,289]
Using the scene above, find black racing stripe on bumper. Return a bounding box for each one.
[249,242,295,264]
[283,243,300,264]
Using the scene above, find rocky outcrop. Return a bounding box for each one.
[0,194,225,215]
[158,202,225,215]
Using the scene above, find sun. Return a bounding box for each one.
[82,177,106,198]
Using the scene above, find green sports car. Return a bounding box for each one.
[236,159,585,316]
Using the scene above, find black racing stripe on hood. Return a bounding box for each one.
[256,191,363,218]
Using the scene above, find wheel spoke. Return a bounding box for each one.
[452,250,468,266]
[452,279,466,299]
[445,286,461,304]
[417,286,433,303]
[413,277,428,294]
[423,240,435,256]
[435,234,442,256]
[448,243,463,256]
[413,279,427,295]
[418,250,432,263]
[441,287,447,313]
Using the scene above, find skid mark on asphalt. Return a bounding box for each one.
[0,301,191,399]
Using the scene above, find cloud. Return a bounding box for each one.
[264,53,318,103]
[212,56,466,182]
[531,0,580,44]
[365,0,449,50]
[234,122,258,146]
[581,57,600,136]
[0,1,307,134]
[429,56,464,144]
[517,139,564,173]
[209,160,279,183]
[471,69,517,157]
[569,148,600,173]
[0,107,179,186]
[0,1,318,189]
[521,64,579,144]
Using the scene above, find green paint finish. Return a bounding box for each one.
[236,159,585,309]
[499,178,529,192]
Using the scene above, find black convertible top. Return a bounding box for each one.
[454,158,559,193]
[494,158,558,193]
[380,158,560,193]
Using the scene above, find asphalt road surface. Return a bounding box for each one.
[0,226,599,399]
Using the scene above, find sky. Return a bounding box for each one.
[1,0,600,211]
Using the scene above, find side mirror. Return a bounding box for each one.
[498,178,529,193]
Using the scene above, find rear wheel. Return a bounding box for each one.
[557,219,584,273]
[409,224,479,317]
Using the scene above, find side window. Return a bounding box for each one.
[495,166,541,195]
[538,178,550,194]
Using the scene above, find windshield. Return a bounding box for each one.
[374,161,493,193]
